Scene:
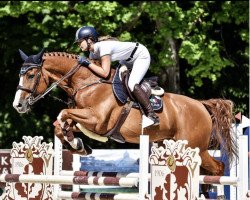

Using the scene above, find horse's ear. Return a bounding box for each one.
[19,49,28,61]
[34,48,46,63]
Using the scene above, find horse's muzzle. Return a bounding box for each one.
[13,99,30,113]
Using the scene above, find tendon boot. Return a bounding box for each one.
[132,84,160,126]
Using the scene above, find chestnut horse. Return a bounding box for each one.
[13,49,237,179]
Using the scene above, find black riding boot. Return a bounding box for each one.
[132,84,160,126]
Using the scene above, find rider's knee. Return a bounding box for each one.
[128,80,138,92]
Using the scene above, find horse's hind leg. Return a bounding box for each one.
[200,150,224,176]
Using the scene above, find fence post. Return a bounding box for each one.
[54,135,63,200]
[139,134,149,200]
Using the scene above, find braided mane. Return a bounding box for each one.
[43,51,101,66]
[43,52,79,60]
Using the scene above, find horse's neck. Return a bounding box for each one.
[43,54,115,95]
[43,54,79,94]
[43,53,76,72]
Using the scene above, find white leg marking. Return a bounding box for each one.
[57,111,65,128]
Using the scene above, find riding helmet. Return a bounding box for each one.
[75,26,99,43]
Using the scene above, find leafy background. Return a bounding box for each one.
[0,1,249,149]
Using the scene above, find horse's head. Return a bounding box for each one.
[13,48,112,113]
[13,49,49,113]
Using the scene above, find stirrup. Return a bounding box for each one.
[148,113,160,126]
[151,118,160,126]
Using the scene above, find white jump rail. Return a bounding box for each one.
[54,134,149,200]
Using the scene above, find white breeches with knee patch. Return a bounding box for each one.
[121,44,151,92]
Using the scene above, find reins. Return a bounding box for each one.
[28,63,81,105]
[72,79,112,96]
[28,63,113,106]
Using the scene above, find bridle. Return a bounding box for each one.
[16,59,85,106]
[16,62,49,105]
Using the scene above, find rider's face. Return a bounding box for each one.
[78,39,88,51]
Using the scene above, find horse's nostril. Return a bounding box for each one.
[17,103,22,108]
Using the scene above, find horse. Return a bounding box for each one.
[13,49,237,182]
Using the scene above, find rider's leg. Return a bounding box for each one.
[132,84,159,125]
[128,54,159,125]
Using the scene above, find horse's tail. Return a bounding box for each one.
[200,99,238,165]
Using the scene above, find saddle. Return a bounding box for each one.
[112,66,164,110]
[103,66,164,143]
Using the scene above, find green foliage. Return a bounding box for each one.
[0,1,249,148]
[180,39,233,88]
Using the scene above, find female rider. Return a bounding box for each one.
[75,26,159,126]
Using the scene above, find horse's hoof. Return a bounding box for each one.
[76,138,92,155]
[76,137,84,151]
[110,134,125,143]
[85,144,93,155]
[62,141,72,150]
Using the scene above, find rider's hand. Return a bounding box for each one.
[78,56,91,66]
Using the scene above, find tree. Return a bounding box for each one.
[0,1,248,149]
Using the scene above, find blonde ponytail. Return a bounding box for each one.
[98,35,119,42]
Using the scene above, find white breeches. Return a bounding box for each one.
[123,44,151,91]
[128,57,150,91]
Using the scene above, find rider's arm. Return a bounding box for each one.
[88,55,111,78]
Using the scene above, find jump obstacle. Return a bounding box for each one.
[0,115,249,200]
[53,135,149,200]
[53,118,250,200]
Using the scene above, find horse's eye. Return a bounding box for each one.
[28,74,35,79]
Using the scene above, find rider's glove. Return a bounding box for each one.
[78,56,91,66]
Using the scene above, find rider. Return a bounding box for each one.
[75,25,159,126]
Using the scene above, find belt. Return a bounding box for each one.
[126,42,139,61]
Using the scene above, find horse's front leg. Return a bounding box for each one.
[54,122,90,155]
[56,108,97,154]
